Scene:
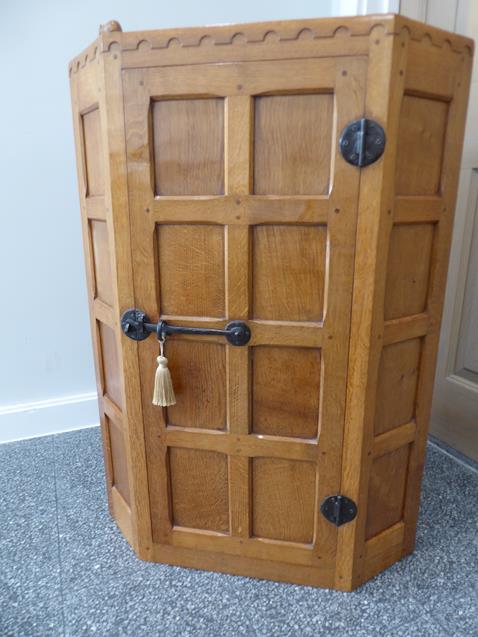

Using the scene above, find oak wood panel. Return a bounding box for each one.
[145,58,338,100]
[168,526,318,567]
[97,47,155,558]
[76,62,99,113]
[225,96,252,195]
[404,38,461,100]
[228,455,250,538]
[114,20,373,71]
[225,225,250,322]
[396,95,448,196]
[70,15,473,590]
[82,107,105,197]
[149,541,335,588]
[98,321,124,410]
[111,486,134,547]
[107,415,131,504]
[252,458,316,543]
[93,298,114,326]
[382,313,429,346]
[254,94,333,195]
[165,428,318,462]
[384,224,434,320]
[85,196,107,221]
[88,15,470,76]
[252,225,327,321]
[151,195,329,225]
[365,445,410,540]
[166,340,226,430]
[374,339,421,435]
[129,316,324,348]
[372,421,416,458]
[252,346,321,438]
[401,47,473,555]
[90,220,114,306]
[98,47,156,557]
[224,100,251,541]
[307,57,367,572]
[336,26,409,591]
[102,394,125,428]
[169,448,229,532]
[98,411,114,495]
[71,58,117,519]
[152,98,224,195]
[157,224,225,318]
[363,522,405,583]
[394,196,442,224]
[249,321,323,348]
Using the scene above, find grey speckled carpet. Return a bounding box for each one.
[0,427,477,637]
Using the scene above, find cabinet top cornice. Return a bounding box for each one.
[69,13,473,76]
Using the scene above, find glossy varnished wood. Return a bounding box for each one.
[70,14,473,591]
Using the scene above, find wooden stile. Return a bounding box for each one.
[69,14,473,590]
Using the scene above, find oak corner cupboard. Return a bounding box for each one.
[69,14,473,591]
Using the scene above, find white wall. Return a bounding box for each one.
[3,0,364,442]
[4,1,472,449]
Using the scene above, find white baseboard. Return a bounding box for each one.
[0,392,100,443]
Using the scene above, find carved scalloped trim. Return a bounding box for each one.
[396,23,473,56]
[69,41,100,76]
[69,17,473,75]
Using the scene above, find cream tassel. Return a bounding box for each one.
[152,339,176,407]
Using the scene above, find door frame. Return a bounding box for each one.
[121,55,368,586]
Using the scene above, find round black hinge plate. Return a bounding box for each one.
[225,321,251,346]
[121,308,151,341]
[321,495,358,527]
[339,118,386,167]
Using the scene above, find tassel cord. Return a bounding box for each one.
[152,337,176,407]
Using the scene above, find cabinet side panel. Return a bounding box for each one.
[355,34,470,581]
[336,26,409,592]
[97,52,154,556]
[70,58,131,514]
[392,39,473,555]
[343,29,473,590]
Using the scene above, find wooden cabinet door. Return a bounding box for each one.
[123,55,366,584]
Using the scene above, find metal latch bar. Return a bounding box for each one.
[120,308,251,347]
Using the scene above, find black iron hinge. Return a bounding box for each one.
[320,495,358,527]
[339,118,386,167]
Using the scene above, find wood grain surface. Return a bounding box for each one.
[70,14,473,590]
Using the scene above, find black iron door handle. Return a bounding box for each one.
[120,308,251,346]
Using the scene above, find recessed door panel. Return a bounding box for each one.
[252,458,316,543]
[252,225,327,321]
[169,448,229,532]
[166,340,227,431]
[152,98,225,196]
[252,345,321,439]
[254,94,333,195]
